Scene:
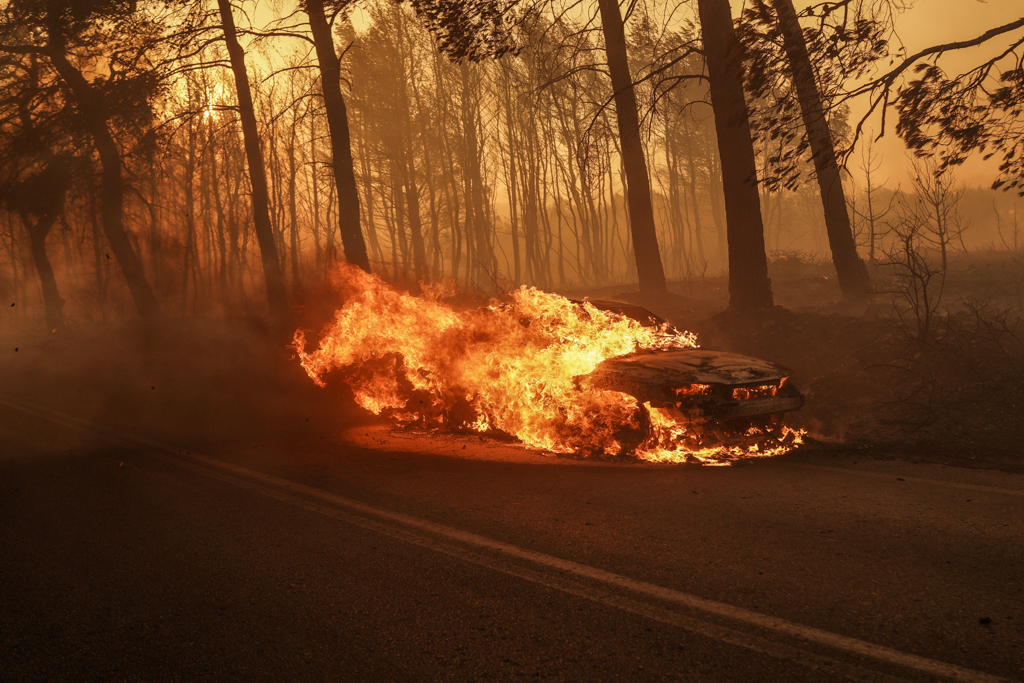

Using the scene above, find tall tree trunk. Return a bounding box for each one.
[287,112,301,291]
[208,115,229,298]
[596,0,667,294]
[145,149,163,288]
[182,116,197,313]
[772,0,871,303]
[697,0,774,309]
[304,0,371,272]
[21,211,63,331]
[216,0,289,319]
[45,16,159,318]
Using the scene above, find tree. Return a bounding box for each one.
[697,0,773,309]
[905,157,969,274]
[215,0,289,319]
[1,160,71,330]
[0,0,162,318]
[890,19,1024,194]
[769,0,871,303]
[850,139,892,262]
[302,0,371,272]
[596,0,667,295]
[818,13,1024,194]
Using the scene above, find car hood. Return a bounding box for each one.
[582,349,790,403]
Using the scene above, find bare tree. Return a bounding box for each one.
[850,139,893,263]
[880,204,945,344]
[906,158,969,274]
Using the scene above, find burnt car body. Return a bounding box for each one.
[579,300,803,449]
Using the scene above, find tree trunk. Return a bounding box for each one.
[772,0,871,303]
[304,0,372,272]
[45,17,159,318]
[697,0,774,309]
[596,0,667,294]
[216,0,289,319]
[20,211,64,331]
[287,110,301,291]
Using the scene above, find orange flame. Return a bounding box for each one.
[293,266,802,464]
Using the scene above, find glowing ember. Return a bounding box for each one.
[293,266,803,464]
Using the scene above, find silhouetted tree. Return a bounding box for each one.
[302,0,371,272]
[1,160,72,330]
[0,0,162,318]
[697,0,773,309]
[215,0,289,318]
[763,0,871,303]
[596,0,667,295]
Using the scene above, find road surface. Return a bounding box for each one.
[1,396,1022,682]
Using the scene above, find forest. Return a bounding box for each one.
[5,5,1024,680]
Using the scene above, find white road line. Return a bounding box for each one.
[1,396,1017,683]
[145,449,906,683]
[787,462,1024,497]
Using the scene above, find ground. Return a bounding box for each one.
[0,257,1022,681]
[581,250,1024,473]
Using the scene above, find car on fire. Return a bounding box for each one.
[576,300,804,451]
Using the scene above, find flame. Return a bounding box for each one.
[732,382,782,400]
[675,384,714,398]
[293,266,803,465]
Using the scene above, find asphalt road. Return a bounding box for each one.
[1,397,1022,683]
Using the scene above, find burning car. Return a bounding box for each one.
[576,301,804,453]
[295,267,804,465]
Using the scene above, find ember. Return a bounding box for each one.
[293,266,803,464]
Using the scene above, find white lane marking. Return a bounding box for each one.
[148,450,906,683]
[787,462,1024,497]
[1,396,1017,683]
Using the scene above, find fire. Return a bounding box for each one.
[732,382,782,400]
[293,266,803,464]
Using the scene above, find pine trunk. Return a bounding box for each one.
[216,0,289,319]
[697,0,774,309]
[772,0,871,303]
[596,0,667,294]
[305,0,372,272]
[21,212,64,330]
